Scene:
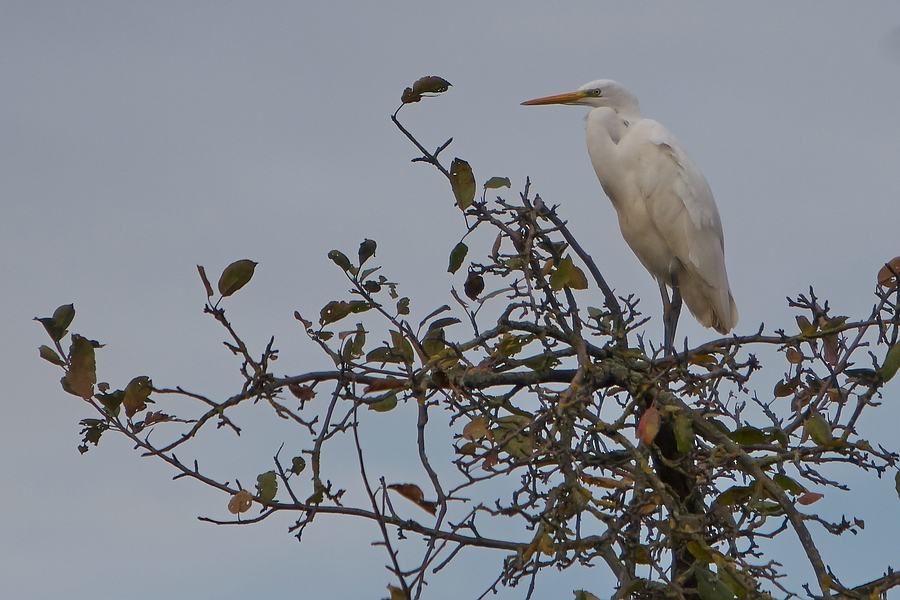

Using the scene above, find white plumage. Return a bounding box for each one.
[523,80,737,341]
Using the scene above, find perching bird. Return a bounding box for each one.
[522,80,737,353]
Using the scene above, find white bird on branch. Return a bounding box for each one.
[523,80,737,354]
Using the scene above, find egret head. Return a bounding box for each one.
[522,79,640,114]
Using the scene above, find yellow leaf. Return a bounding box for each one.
[462,417,489,441]
[228,490,253,514]
[386,584,408,600]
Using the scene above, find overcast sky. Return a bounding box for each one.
[3,2,900,599]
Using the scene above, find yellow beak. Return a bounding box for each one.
[521,91,584,106]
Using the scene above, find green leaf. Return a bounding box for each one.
[368,392,398,412]
[396,297,410,315]
[449,158,476,210]
[366,346,402,364]
[327,250,354,273]
[549,256,588,291]
[696,565,736,600]
[727,426,768,446]
[427,317,461,331]
[484,176,511,189]
[217,259,258,297]
[122,375,152,418]
[256,471,278,504]
[796,315,815,336]
[401,75,452,103]
[39,345,65,366]
[881,343,900,382]
[804,410,833,446]
[78,418,109,452]
[289,456,306,475]
[573,592,600,600]
[447,242,468,274]
[463,271,484,300]
[342,323,367,361]
[358,239,377,266]
[390,330,415,363]
[715,485,752,507]
[674,415,694,453]
[773,473,805,495]
[35,303,76,342]
[96,389,124,417]
[63,334,96,400]
[687,541,715,563]
[197,265,214,297]
[319,301,354,326]
[774,377,799,398]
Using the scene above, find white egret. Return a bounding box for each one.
[523,80,737,353]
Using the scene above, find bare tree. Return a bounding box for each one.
[37,77,900,600]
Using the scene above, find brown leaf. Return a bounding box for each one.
[797,492,824,505]
[878,257,900,288]
[144,411,172,426]
[364,378,405,394]
[288,383,315,401]
[637,406,661,446]
[785,347,804,364]
[197,265,214,297]
[63,335,96,400]
[387,483,437,515]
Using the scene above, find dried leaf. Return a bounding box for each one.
[364,378,405,394]
[387,483,437,515]
[228,490,253,514]
[197,265,214,297]
[785,347,803,364]
[877,257,900,288]
[288,383,315,401]
[637,406,661,446]
[797,492,824,505]
[63,334,96,400]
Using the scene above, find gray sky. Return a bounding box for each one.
[3,2,900,598]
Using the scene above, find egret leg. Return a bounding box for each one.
[659,274,682,356]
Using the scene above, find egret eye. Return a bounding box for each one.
[593,89,602,96]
